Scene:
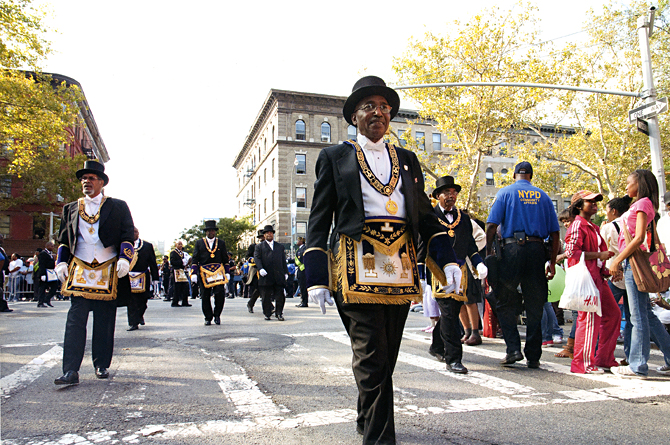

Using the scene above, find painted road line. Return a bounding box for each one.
[1,345,62,399]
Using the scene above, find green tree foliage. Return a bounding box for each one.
[393,1,564,217]
[177,217,255,258]
[1,0,85,208]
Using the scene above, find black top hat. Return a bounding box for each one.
[257,230,265,238]
[262,224,275,234]
[343,76,400,126]
[203,220,218,232]
[76,160,109,185]
[432,176,461,199]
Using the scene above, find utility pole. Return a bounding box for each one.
[41,212,58,241]
[638,7,667,212]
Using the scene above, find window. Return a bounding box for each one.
[272,191,275,211]
[0,176,11,198]
[398,129,407,147]
[552,200,558,213]
[321,122,331,143]
[499,142,508,157]
[264,168,267,184]
[416,131,425,150]
[348,125,357,140]
[264,198,267,214]
[296,222,307,234]
[296,187,307,208]
[501,168,508,176]
[432,133,441,151]
[272,125,275,144]
[564,200,571,210]
[272,158,275,178]
[0,214,9,236]
[264,138,267,154]
[296,154,306,175]
[295,120,306,141]
[485,167,494,186]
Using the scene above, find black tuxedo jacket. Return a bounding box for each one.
[192,237,228,266]
[254,241,288,286]
[58,196,134,259]
[38,249,55,277]
[432,206,481,264]
[131,240,159,281]
[246,243,257,260]
[170,250,185,270]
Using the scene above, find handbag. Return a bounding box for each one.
[558,253,602,316]
[622,219,670,293]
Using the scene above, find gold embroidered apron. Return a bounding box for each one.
[61,257,118,300]
[199,263,228,288]
[128,271,147,293]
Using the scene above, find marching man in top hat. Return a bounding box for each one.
[254,224,288,321]
[305,76,461,444]
[192,220,230,325]
[54,160,135,385]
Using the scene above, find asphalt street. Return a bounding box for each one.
[2,295,670,445]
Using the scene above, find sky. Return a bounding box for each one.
[36,0,623,249]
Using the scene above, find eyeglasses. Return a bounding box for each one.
[356,103,392,114]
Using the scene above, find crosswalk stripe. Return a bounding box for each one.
[0,345,62,399]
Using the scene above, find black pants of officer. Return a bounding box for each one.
[429,297,465,364]
[200,281,225,321]
[336,293,409,445]
[37,281,58,305]
[127,292,149,327]
[259,284,284,317]
[62,297,117,373]
[494,241,547,362]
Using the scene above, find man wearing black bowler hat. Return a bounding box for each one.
[305,75,461,445]
[245,229,265,313]
[192,220,229,325]
[54,160,135,385]
[254,225,288,321]
[486,161,560,369]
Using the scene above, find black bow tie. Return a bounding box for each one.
[444,209,456,217]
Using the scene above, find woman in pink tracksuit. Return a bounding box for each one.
[564,190,620,374]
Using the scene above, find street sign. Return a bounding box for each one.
[637,118,650,136]
[628,97,668,123]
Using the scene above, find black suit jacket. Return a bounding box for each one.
[254,241,288,286]
[192,237,228,267]
[305,142,457,289]
[131,240,159,281]
[38,249,55,278]
[170,250,185,270]
[246,243,257,260]
[58,196,135,260]
[431,206,481,265]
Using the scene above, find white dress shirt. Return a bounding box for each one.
[266,240,274,250]
[438,203,455,223]
[75,194,117,264]
[206,236,216,249]
[356,134,406,219]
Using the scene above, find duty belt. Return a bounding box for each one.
[502,236,545,246]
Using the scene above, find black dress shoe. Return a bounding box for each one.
[54,370,79,385]
[182,304,192,307]
[139,318,145,326]
[277,315,285,321]
[1,308,13,312]
[214,316,221,325]
[264,316,271,320]
[527,360,541,369]
[356,424,364,435]
[204,320,212,326]
[95,368,109,379]
[46,302,54,307]
[295,303,308,307]
[429,349,446,362]
[447,361,468,374]
[37,304,45,307]
[127,325,139,331]
[171,304,181,307]
[500,351,524,366]
[247,306,253,313]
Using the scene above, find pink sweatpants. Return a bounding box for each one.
[571,279,621,373]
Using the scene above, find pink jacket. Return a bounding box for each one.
[564,215,610,283]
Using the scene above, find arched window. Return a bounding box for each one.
[485,167,494,186]
[347,125,357,140]
[272,125,275,144]
[295,120,306,141]
[501,168,508,176]
[321,122,331,143]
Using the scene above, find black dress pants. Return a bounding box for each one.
[259,284,284,317]
[430,297,464,364]
[37,281,57,305]
[172,281,189,306]
[62,297,117,373]
[494,242,548,362]
[336,292,409,445]
[127,291,149,326]
[201,281,225,321]
[298,273,308,306]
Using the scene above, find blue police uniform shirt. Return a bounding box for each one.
[487,179,560,239]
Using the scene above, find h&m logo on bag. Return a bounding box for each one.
[518,190,541,205]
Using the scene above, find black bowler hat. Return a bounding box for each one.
[262,225,275,234]
[514,161,533,178]
[202,220,218,232]
[343,76,400,126]
[76,160,109,185]
[257,230,265,238]
[432,176,461,199]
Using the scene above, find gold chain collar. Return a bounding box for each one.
[78,196,107,224]
[349,140,400,197]
[439,208,462,237]
[203,237,218,258]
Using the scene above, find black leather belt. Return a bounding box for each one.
[502,236,545,246]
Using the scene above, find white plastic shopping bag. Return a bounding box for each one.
[558,253,601,316]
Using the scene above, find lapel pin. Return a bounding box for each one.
[404,165,408,171]
[415,178,418,183]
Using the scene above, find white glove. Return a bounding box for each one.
[225,273,230,281]
[476,263,488,280]
[442,264,462,295]
[309,288,334,314]
[420,279,427,293]
[40,275,46,282]
[259,269,268,277]
[55,262,69,282]
[116,258,130,278]
[285,274,288,281]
